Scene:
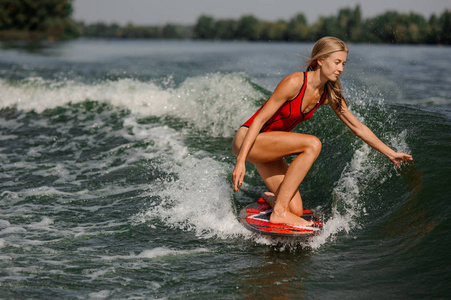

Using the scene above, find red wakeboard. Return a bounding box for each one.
[239,198,323,237]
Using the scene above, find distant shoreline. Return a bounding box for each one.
[1,5,450,45]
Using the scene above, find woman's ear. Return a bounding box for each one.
[317,59,323,67]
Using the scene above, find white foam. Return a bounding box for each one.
[132,125,249,239]
[0,226,27,235]
[88,290,111,299]
[27,217,54,229]
[137,247,209,259]
[99,246,210,261]
[169,73,264,136]
[0,134,17,141]
[307,143,374,249]
[0,219,11,228]
[0,74,264,137]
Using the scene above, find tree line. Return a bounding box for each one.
[192,6,450,44]
[0,1,450,44]
[79,22,191,40]
[79,6,451,44]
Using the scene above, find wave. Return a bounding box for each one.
[0,73,266,137]
[0,73,415,248]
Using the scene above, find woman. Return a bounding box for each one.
[232,37,413,227]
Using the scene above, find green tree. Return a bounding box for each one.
[364,11,430,44]
[0,0,79,40]
[120,23,162,39]
[336,7,353,40]
[364,11,402,43]
[235,15,260,40]
[259,20,287,41]
[286,13,309,41]
[428,14,441,43]
[310,16,338,40]
[405,12,429,43]
[193,15,215,39]
[438,9,451,44]
[214,19,237,40]
[350,5,362,41]
[162,23,179,39]
[81,22,120,38]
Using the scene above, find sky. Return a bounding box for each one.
[73,0,451,26]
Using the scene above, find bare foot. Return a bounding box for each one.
[261,192,276,208]
[270,209,314,227]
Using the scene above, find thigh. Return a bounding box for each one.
[234,128,320,163]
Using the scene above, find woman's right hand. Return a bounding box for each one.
[232,161,246,192]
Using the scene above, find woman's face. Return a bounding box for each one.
[318,51,347,82]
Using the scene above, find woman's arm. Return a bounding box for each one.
[331,101,413,168]
[232,73,303,191]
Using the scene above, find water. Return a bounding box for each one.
[0,39,450,299]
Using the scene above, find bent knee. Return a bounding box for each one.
[306,136,322,157]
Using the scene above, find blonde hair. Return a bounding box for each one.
[307,37,349,110]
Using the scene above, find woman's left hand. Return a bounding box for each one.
[390,152,413,168]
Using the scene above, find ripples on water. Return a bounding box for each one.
[0,40,450,299]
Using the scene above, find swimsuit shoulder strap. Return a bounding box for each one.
[319,84,327,105]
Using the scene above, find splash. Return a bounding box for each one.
[308,100,411,249]
[1,74,260,241]
[131,124,249,239]
[310,143,375,249]
[0,73,265,137]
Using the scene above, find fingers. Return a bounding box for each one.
[232,167,244,192]
[233,178,239,192]
[236,179,242,192]
[235,174,243,192]
[392,153,413,168]
[400,153,413,163]
[233,175,242,192]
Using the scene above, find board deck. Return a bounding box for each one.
[239,198,324,237]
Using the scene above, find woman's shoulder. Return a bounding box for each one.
[272,72,305,100]
[277,72,305,91]
[282,72,305,85]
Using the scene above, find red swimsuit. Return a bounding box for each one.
[242,72,327,132]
